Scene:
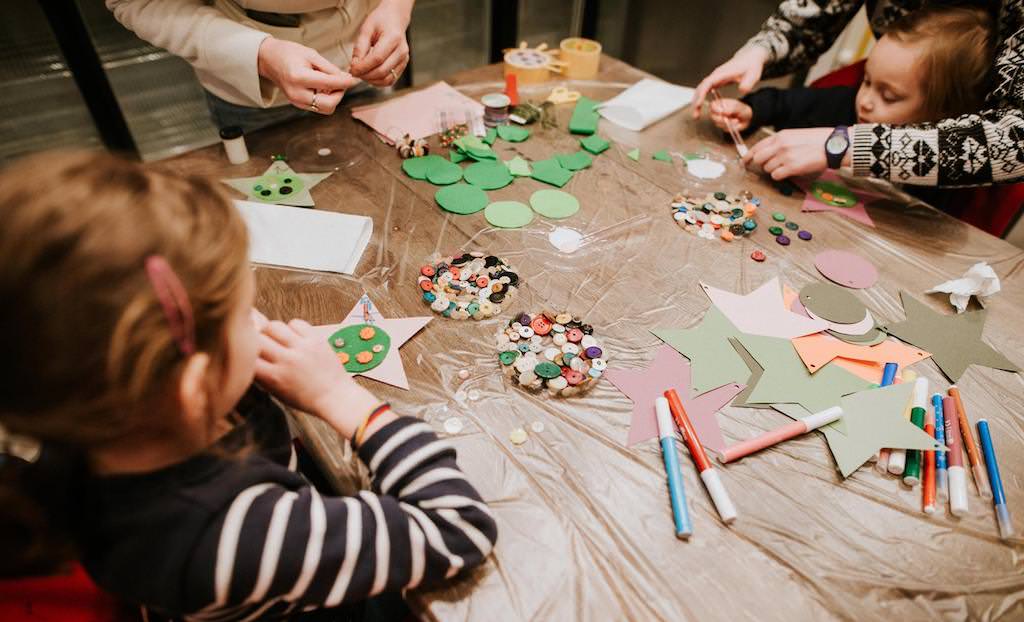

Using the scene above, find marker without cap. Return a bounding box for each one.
[943,396,969,517]
[933,394,949,502]
[976,420,1014,540]
[664,388,737,524]
[718,406,843,464]
[949,386,992,499]
[655,397,693,539]
[901,377,929,486]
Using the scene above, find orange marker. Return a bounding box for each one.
[922,408,936,514]
[948,386,992,499]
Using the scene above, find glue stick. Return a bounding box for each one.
[220,126,249,165]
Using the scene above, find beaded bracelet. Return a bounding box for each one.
[354,402,391,448]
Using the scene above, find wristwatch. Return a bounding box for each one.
[825,126,850,169]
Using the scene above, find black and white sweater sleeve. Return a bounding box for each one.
[181,417,496,619]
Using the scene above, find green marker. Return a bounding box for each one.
[902,377,929,486]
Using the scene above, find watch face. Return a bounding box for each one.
[826,134,849,155]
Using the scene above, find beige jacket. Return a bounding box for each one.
[106,0,376,108]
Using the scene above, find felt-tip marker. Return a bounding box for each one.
[664,388,737,524]
[718,406,843,464]
[655,397,693,539]
[875,363,899,473]
[933,394,948,502]
[943,396,969,517]
[949,386,992,499]
[922,403,936,514]
[902,377,929,486]
[976,420,1014,540]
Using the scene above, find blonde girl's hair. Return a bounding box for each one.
[0,150,249,574]
[883,4,996,120]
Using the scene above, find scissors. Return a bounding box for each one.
[546,86,581,105]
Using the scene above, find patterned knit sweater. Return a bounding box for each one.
[745,0,1024,187]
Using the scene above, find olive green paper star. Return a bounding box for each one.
[736,333,871,414]
[882,291,1019,382]
[223,159,331,207]
[652,307,751,394]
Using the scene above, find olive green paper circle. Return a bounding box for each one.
[463,161,514,190]
[435,183,489,215]
[530,189,580,219]
[800,282,867,324]
[485,201,534,228]
[328,323,391,373]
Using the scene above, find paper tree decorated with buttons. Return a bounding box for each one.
[222,157,332,207]
[796,170,888,228]
[311,294,432,390]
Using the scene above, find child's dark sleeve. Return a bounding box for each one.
[742,86,858,133]
[181,417,497,616]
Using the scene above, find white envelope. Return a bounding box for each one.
[598,78,695,131]
[234,200,372,275]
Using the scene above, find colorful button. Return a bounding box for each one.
[359,326,376,340]
[743,219,757,231]
[584,346,602,358]
[531,316,552,335]
[769,226,783,235]
[333,337,346,348]
[372,344,384,353]
[337,351,350,364]
[798,230,812,240]
[534,362,562,379]
[785,221,799,230]
[590,358,607,371]
[776,234,791,246]
[751,250,766,262]
[772,212,786,221]
[500,351,519,365]
[565,370,585,385]
[420,265,436,277]
[356,351,373,364]
[420,280,434,291]
[567,328,584,343]
[518,326,535,339]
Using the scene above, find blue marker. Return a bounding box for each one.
[932,394,948,502]
[655,397,693,539]
[881,362,899,387]
[977,420,1014,540]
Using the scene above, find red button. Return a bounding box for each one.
[420,265,436,277]
[419,280,434,291]
[567,328,584,343]
[476,275,490,288]
[530,316,552,335]
[449,267,461,280]
[565,370,585,385]
[751,250,766,262]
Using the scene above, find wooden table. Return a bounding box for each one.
[163,57,1024,621]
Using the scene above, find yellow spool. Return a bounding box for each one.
[559,37,601,79]
[503,42,565,84]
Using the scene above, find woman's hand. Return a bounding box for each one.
[709,98,754,133]
[254,319,382,439]
[743,127,848,180]
[257,37,360,113]
[348,0,413,86]
[692,45,770,119]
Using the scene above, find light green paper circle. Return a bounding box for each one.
[435,183,488,215]
[402,154,446,180]
[463,161,514,190]
[530,189,580,219]
[485,201,534,228]
[425,159,463,185]
[497,124,530,142]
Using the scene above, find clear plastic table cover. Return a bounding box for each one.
[162,57,1024,621]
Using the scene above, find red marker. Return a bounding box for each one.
[504,74,519,106]
[664,389,737,524]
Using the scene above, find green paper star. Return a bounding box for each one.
[627,148,640,161]
[775,383,944,478]
[652,307,751,394]
[883,291,1019,382]
[222,160,331,207]
[737,334,871,413]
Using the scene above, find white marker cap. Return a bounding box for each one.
[700,469,737,524]
[654,397,674,440]
[949,467,969,517]
[912,377,929,409]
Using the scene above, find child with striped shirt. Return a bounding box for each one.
[0,151,497,620]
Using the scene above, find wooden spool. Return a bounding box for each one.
[559,38,601,79]
[503,42,566,85]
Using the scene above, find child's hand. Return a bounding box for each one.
[743,127,840,180]
[254,319,382,439]
[709,98,753,133]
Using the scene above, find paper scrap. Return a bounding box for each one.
[598,78,694,131]
[568,96,601,135]
[605,345,743,448]
[627,148,640,161]
[737,333,872,413]
[791,332,931,381]
[814,249,878,289]
[926,262,1001,313]
[234,200,371,274]
[351,81,484,143]
[882,291,1020,381]
[507,156,532,177]
[701,278,828,339]
[652,307,752,394]
[310,294,431,390]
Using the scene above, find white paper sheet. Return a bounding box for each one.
[597,79,695,131]
[234,200,372,274]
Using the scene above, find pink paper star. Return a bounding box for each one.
[606,345,744,449]
[311,294,432,390]
[795,170,888,227]
[701,277,828,340]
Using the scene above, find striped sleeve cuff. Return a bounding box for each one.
[356,417,457,496]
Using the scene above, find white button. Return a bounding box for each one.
[591,358,607,371]
[518,326,535,339]
[553,333,567,346]
[561,343,580,355]
[543,347,561,361]
[548,376,568,390]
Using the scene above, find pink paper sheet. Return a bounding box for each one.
[796,170,888,228]
[701,277,828,339]
[605,345,744,450]
[351,81,484,143]
[814,249,879,289]
[311,294,431,390]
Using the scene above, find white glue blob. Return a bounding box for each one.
[685,158,726,179]
[548,227,584,253]
[317,147,332,157]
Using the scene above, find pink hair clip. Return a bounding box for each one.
[144,255,196,356]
